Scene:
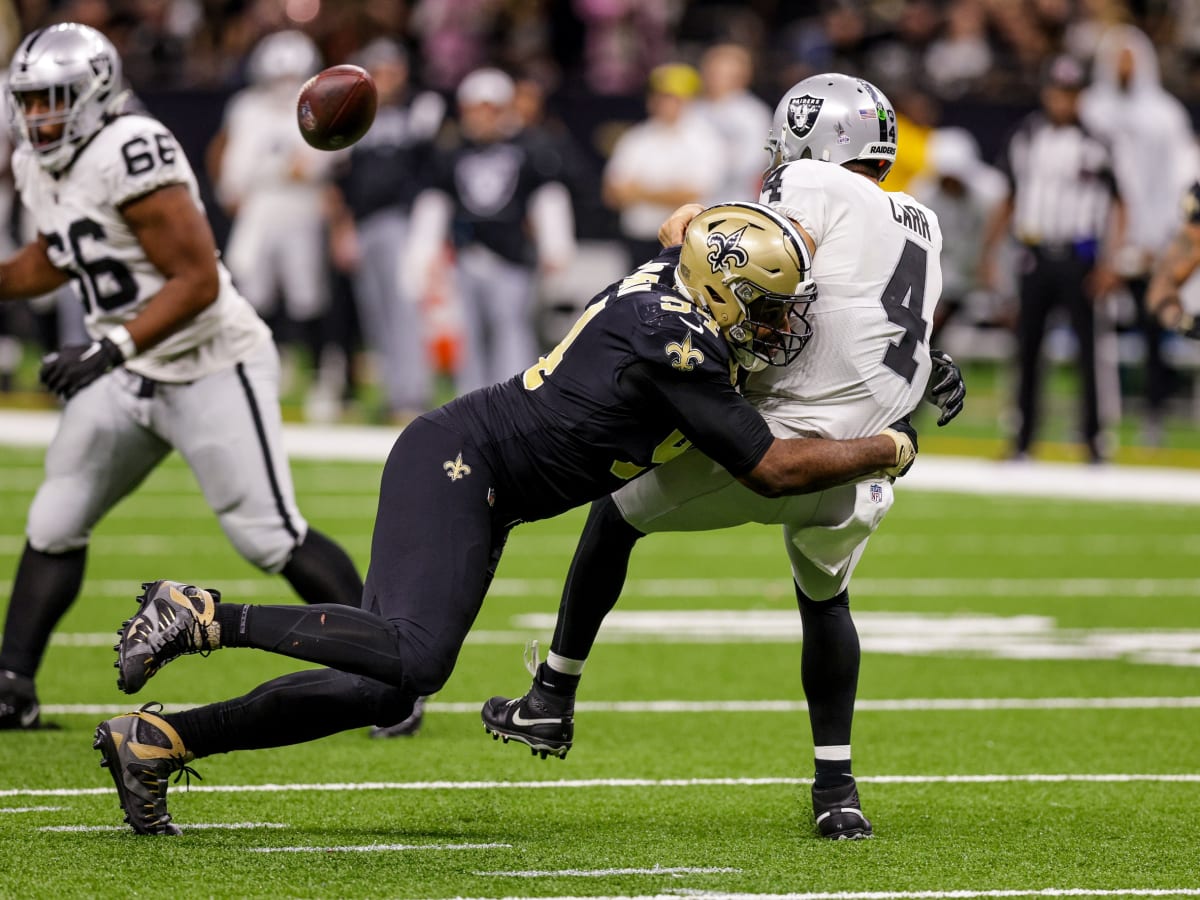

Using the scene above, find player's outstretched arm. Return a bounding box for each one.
[120,184,222,352]
[737,422,915,498]
[1148,221,1200,337]
[0,235,70,301]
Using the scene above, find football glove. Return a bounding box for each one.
[926,348,966,426]
[1177,312,1200,340]
[881,416,918,478]
[40,337,124,399]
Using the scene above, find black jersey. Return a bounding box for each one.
[428,249,774,522]
[430,128,565,265]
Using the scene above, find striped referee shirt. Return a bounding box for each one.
[997,112,1121,245]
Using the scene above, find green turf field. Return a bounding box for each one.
[1,443,1198,899]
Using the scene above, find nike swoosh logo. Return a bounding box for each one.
[511,708,564,727]
[677,316,705,335]
[20,705,38,728]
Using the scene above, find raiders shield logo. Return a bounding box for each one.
[786,94,824,139]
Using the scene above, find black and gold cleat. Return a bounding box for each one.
[92,702,200,835]
[0,670,40,730]
[116,580,221,694]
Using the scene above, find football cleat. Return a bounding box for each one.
[0,669,40,730]
[812,779,873,840]
[116,580,221,694]
[481,680,574,760]
[92,702,201,835]
[370,695,426,739]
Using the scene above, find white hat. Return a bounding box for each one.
[457,68,515,106]
[928,127,980,181]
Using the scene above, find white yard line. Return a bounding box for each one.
[36,696,1200,718]
[40,821,288,832]
[0,806,65,813]
[4,773,1200,799]
[8,575,1200,601]
[248,841,510,853]
[474,867,741,878]
[444,891,1200,900]
[4,409,1200,505]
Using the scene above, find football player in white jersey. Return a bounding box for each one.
[481,74,965,839]
[0,23,363,731]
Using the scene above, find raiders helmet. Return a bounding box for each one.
[8,23,124,172]
[765,73,898,181]
[677,202,816,373]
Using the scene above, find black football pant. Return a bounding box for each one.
[1014,247,1102,459]
[1127,276,1172,418]
[167,416,513,757]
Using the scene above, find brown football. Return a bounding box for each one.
[296,64,377,151]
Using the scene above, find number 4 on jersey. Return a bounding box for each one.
[879,239,928,383]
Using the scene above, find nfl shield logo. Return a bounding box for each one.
[869,483,883,503]
[786,94,824,138]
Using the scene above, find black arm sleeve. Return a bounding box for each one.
[620,361,774,477]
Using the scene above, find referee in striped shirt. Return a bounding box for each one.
[983,55,1127,464]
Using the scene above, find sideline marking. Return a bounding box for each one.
[5,773,1200,799]
[37,696,1200,718]
[248,841,510,854]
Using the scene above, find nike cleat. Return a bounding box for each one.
[116,580,221,694]
[92,702,201,835]
[0,670,40,730]
[481,680,573,759]
[371,695,427,739]
[812,779,873,840]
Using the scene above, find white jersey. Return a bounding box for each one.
[14,114,270,383]
[746,159,943,440]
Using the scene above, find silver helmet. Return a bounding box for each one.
[765,73,898,181]
[8,23,123,172]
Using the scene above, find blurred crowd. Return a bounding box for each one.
[2,0,1200,457]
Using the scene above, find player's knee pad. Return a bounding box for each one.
[221,512,306,573]
[344,673,415,727]
[795,585,850,615]
[394,640,457,698]
[25,482,94,554]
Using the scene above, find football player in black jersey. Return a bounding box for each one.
[94,202,918,835]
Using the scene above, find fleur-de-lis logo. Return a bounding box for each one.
[666,332,705,372]
[706,225,749,274]
[443,453,472,481]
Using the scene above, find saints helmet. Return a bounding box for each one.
[8,23,124,172]
[677,202,816,373]
[765,73,897,181]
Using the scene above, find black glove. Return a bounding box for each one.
[926,348,966,426]
[39,337,124,399]
[881,415,918,478]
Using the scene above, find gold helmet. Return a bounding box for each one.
[676,202,817,372]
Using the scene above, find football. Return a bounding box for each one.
[296,64,377,151]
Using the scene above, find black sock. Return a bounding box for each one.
[551,496,643,660]
[796,585,859,749]
[281,528,363,607]
[814,757,855,789]
[213,601,406,685]
[0,543,87,678]
[536,662,579,697]
[165,668,401,757]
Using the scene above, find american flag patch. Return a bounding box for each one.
[858,108,876,119]
[870,483,883,503]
